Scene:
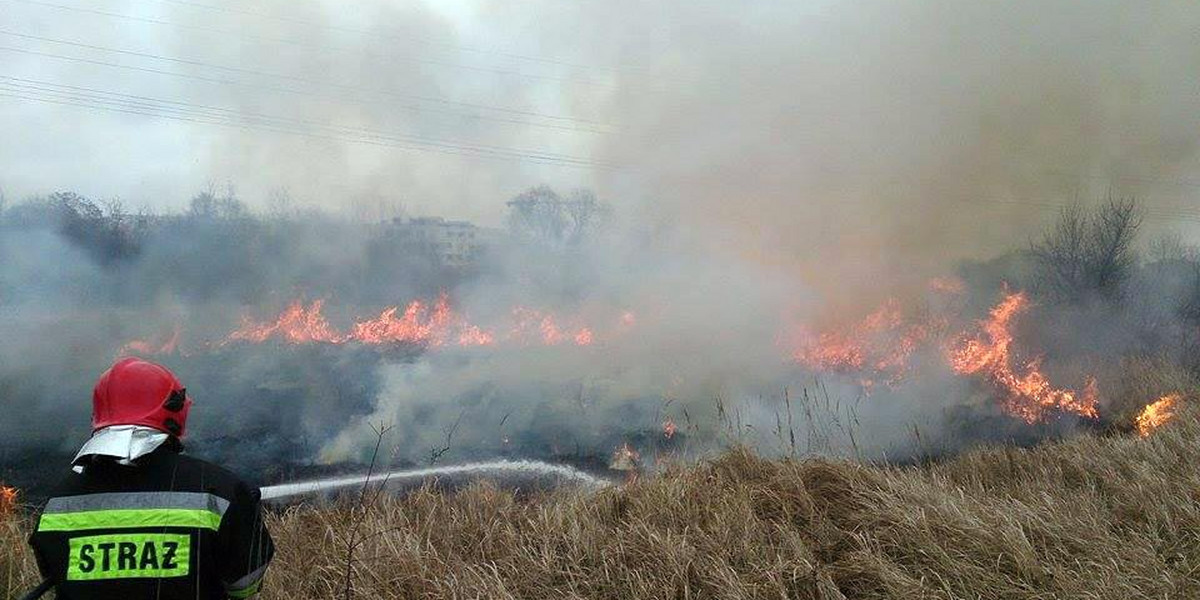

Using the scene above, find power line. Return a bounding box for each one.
[146,0,647,76]
[0,45,607,136]
[0,30,613,133]
[6,80,1192,210]
[0,81,607,167]
[3,0,625,88]
[0,82,617,168]
[0,75,617,166]
[0,89,604,168]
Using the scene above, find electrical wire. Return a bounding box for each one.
[0,80,617,168]
[2,0,627,88]
[0,31,613,133]
[0,75,617,166]
[146,0,645,76]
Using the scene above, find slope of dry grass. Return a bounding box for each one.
[3,403,1197,600]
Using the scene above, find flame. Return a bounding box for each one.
[662,418,677,439]
[228,300,343,344]
[457,324,496,346]
[509,307,595,346]
[0,485,17,515]
[216,294,613,350]
[789,298,931,386]
[1136,394,1181,437]
[795,290,1100,422]
[351,294,455,346]
[950,292,1098,423]
[574,328,595,346]
[539,314,563,345]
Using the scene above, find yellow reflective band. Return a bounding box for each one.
[67,533,190,580]
[38,508,223,532]
[45,492,229,516]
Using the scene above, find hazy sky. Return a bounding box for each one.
[1,0,616,221]
[2,0,1198,275]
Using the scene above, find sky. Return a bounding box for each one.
[2,0,1198,277]
[0,0,614,221]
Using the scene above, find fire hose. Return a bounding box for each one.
[17,578,52,600]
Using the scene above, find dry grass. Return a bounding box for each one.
[4,403,1198,600]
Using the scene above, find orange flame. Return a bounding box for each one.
[509,307,594,346]
[1136,394,1181,437]
[218,294,613,350]
[789,298,931,386]
[662,418,677,439]
[457,324,496,346]
[351,294,455,346]
[0,485,17,515]
[574,328,595,346]
[539,315,563,345]
[950,292,1098,423]
[228,300,343,344]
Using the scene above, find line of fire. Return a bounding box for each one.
[3,189,1192,508]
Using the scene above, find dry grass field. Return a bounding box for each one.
[4,400,1198,600]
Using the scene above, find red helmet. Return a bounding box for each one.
[92,357,192,438]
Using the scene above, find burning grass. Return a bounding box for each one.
[3,401,1198,600]
[1136,393,1181,437]
[949,291,1099,423]
[146,293,606,353]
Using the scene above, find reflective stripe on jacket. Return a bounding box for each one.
[28,447,274,600]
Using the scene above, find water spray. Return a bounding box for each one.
[259,459,612,500]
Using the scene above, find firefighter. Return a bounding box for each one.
[27,357,274,599]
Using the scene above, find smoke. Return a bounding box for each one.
[0,203,399,491]
[5,2,1197,238]
[322,225,806,464]
[2,1,1200,492]
[564,0,1200,301]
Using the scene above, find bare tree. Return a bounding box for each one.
[1089,196,1141,293]
[188,187,247,220]
[266,187,296,221]
[1031,196,1142,303]
[45,191,146,264]
[507,185,567,243]
[506,185,611,247]
[562,188,613,245]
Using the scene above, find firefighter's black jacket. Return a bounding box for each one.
[27,445,274,599]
